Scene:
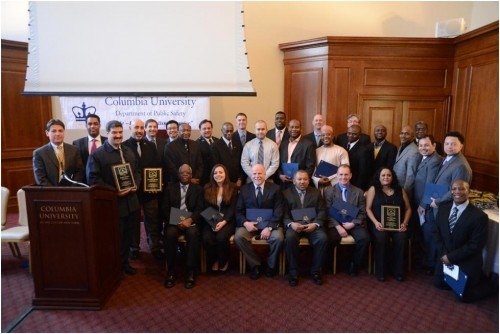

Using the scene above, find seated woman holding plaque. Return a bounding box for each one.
[201,164,237,273]
[366,167,411,282]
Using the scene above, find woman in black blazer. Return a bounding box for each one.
[202,164,237,272]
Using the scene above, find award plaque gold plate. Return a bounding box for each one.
[112,163,136,192]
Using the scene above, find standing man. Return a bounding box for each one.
[266,111,289,146]
[283,170,328,286]
[336,113,371,148]
[211,122,245,188]
[368,124,397,176]
[145,118,166,167]
[278,119,316,188]
[123,119,163,261]
[164,122,204,184]
[235,164,284,280]
[393,125,420,194]
[433,180,493,302]
[345,125,372,191]
[414,121,444,156]
[323,164,370,276]
[72,114,107,182]
[241,120,280,182]
[34,119,85,186]
[87,120,141,276]
[312,125,349,189]
[196,119,218,186]
[165,120,180,144]
[304,114,324,148]
[232,112,256,150]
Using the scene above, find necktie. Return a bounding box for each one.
[90,139,97,154]
[151,138,157,148]
[180,185,188,211]
[256,186,263,208]
[257,140,264,165]
[208,137,213,145]
[56,146,65,180]
[241,134,246,146]
[118,146,126,164]
[342,188,348,202]
[228,141,233,153]
[137,141,142,157]
[316,134,321,146]
[299,190,305,207]
[347,143,351,151]
[276,130,282,146]
[449,207,459,233]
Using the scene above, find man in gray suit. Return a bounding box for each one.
[393,125,420,195]
[33,119,85,186]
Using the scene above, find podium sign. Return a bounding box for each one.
[24,185,121,310]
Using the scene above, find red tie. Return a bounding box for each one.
[90,139,97,154]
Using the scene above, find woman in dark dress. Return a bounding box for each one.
[366,167,411,282]
[202,164,237,272]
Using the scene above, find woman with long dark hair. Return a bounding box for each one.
[366,167,411,282]
[202,164,237,272]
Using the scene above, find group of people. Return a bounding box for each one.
[31,111,493,301]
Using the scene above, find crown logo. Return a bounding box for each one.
[72,102,97,122]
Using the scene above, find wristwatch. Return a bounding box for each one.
[267,227,273,231]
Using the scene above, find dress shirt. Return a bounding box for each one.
[287,136,301,162]
[347,139,359,151]
[88,135,104,154]
[450,200,469,222]
[312,144,349,188]
[241,137,280,180]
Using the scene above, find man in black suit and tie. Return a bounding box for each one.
[335,113,371,148]
[164,122,204,184]
[345,125,372,191]
[266,111,289,146]
[368,124,397,177]
[72,114,107,182]
[278,119,316,188]
[433,180,494,302]
[33,119,85,186]
[87,120,140,276]
[232,112,256,149]
[196,119,218,186]
[162,164,203,289]
[235,164,284,280]
[283,170,328,286]
[303,114,324,148]
[211,122,246,188]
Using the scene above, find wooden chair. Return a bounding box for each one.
[1,189,30,268]
[239,236,285,276]
[1,187,9,230]
[333,235,372,275]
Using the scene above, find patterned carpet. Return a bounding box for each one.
[2,213,498,333]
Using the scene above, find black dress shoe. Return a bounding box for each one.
[265,267,276,277]
[288,275,298,287]
[312,272,322,285]
[184,271,195,289]
[395,274,404,282]
[348,262,359,276]
[164,273,175,288]
[377,276,385,282]
[122,264,137,275]
[250,265,261,280]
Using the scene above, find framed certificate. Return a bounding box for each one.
[144,167,162,192]
[111,163,136,192]
[381,205,401,231]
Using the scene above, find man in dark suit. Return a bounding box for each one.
[414,121,444,156]
[278,119,316,188]
[335,113,371,148]
[33,119,85,186]
[123,119,163,261]
[72,114,107,182]
[164,122,204,184]
[345,125,372,191]
[433,180,494,302]
[303,114,324,148]
[162,164,203,289]
[165,120,179,144]
[323,164,370,276]
[232,112,256,150]
[87,120,141,277]
[367,124,397,177]
[283,170,328,286]
[196,119,218,186]
[235,164,284,280]
[266,111,289,146]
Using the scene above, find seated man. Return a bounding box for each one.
[323,164,370,276]
[235,164,284,280]
[162,164,203,289]
[283,170,328,286]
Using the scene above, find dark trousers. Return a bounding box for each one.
[119,210,140,267]
[285,228,328,276]
[131,198,160,252]
[324,226,341,269]
[164,224,201,273]
[369,224,407,277]
[338,226,370,268]
[202,223,235,268]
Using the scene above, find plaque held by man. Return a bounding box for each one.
[112,163,136,192]
[143,167,162,192]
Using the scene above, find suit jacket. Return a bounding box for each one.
[232,130,255,150]
[266,127,290,144]
[433,153,472,205]
[393,142,420,193]
[336,133,371,149]
[123,137,159,200]
[323,184,367,228]
[414,152,443,207]
[211,138,245,183]
[278,137,316,179]
[196,136,218,185]
[368,140,397,175]
[72,136,108,167]
[303,131,323,148]
[236,181,284,229]
[33,142,85,186]
[282,186,326,229]
[86,141,141,217]
[347,141,372,191]
[433,202,488,288]
[164,138,204,182]
[162,182,204,225]
[203,186,238,225]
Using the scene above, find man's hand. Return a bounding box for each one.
[335,224,348,237]
[279,174,291,183]
[260,227,271,240]
[302,223,317,233]
[179,217,194,230]
[290,222,305,232]
[341,222,355,231]
[244,221,258,233]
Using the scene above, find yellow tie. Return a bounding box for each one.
[56,146,65,180]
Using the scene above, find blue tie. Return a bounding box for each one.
[256,186,263,208]
[449,207,459,233]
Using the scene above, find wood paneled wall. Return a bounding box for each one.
[1,40,52,211]
[280,22,498,192]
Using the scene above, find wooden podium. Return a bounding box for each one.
[24,185,121,310]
